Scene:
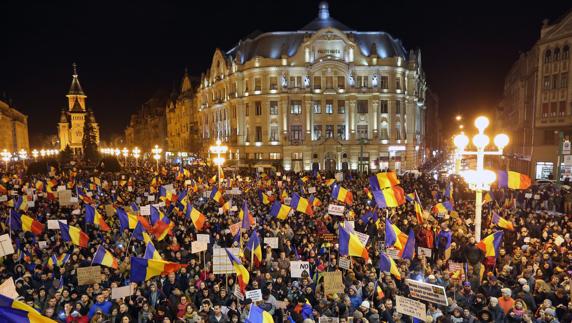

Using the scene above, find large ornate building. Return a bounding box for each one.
[196,2,427,172]
[58,64,100,153]
[0,97,29,151]
[124,90,169,151]
[498,10,572,181]
[166,70,202,152]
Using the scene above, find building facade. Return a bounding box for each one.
[166,70,202,153]
[498,11,572,181]
[0,98,29,151]
[195,2,427,172]
[124,90,168,151]
[58,64,100,153]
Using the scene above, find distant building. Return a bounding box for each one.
[166,70,202,153]
[124,90,168,152]
[57,64,100,153]
[498,10,572,181]
[0,98,29,151]
[195,2,427,172]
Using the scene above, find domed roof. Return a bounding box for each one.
[300,2,351,31]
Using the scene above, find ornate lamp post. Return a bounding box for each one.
[209,140,228,188]
[18,149,27,166]
[152,145,162,171]
[132,147,141,166]
[122,147,129,165]
[32,149,39,161]
[1,150,10,171]
[454,116,509,241]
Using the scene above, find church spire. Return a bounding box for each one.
[66,63,86,111]
[68,63,85,96]
[181,67,192,93]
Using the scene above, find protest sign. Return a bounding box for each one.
[387,248,401,260]
[338,257,351,270]
[58,190,72,206]
[140,205,151,216]
[417,247,432,258]
[354,231,369,246]
[213,248,239,274]
[0,277,18,299]
[48,219,66,229]
[0,234,14,257]
[196,234,210,243]
[233,284,244,301]
[323,271,344,295]
[77,266,102,285]
[290,261,310,278]
[396,295,426,321]
[264,237,279,249]
[406,279,448,306]
[111,285,134,299]
[192,241,208,253]
[322,233,336,242]
[38,241,48,249]
[327,204,345,216]
[229,188,242,195]
[335,172,343,182]
[308,187,316,194]
[245,289,263,302]
[147,195,155,202]
[448,261,463,273]
[0,196,6,202]
[319,318,339,323]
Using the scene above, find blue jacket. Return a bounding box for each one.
[88,300,112,319]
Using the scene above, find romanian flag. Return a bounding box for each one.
[270,201,291,220]
[239,201,255,229]
[300,176,309,183]
[85,204,110,231]
[483,191,493,204]
[497,171,531,190]
[0,294,57,323]
[150,205,165,226]
[248,304,274,323]
[433,201,453,214]
[372,186,405,208]
[400,229,416,260]
[46,179,58,200]
[210,186,224,204]
[414,201,425,224]
[492,212,514,231]
[186,206,206,231]
[405,192,416,202]
[258,190,272,205]
[208,174,217,184]
[324,178,336,186]
[290,193,313,216]
[477,231,504,258]
[379,253,401,280]
[331,184,353,205]
[144,242,162,260]
[151,218,174,241]
[47,252,71,269]
[130,257,187,282]
[444,182,454,205]
[133,222,152,244]
[93,245,119,269]
[385,219,408,250]
[338,225,369,261]
[9,211,44,236]
[14,196,28,212]
[309,194,322,207]
[117,207,138,231]
[246,229,263,266]
[58,221,89,248]
[369,172,400,191]
[225,248,249,293]
[222,199,232,213]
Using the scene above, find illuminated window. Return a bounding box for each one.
[270,101,279,115]
[357,100,368,114]
[255,101,262,116]
[290,125,303,141]
[337,125,346,140]
[338,100,346,114]
[313,76,321,90]
[291,101,302,115]
[325,125,334,138]
[357,125,368,139]
[337,76,345,89]
[313,125,322,140]
[269,153,281,160]
[270,125,279,141]
[269,77,278,90]
[313,101,321,114]
[292,152,303,160]
[325,100,333,114]
[254,153,263,160]
[380,100,388,114]
[380,121,389,140]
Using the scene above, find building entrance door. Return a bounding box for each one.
[325,159,336,172]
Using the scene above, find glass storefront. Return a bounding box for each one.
[535,161,553,180]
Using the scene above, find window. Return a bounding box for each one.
[395,101,401,114]
[357,125,368,139]
[396,78,401,90]
[337,76,345,89]
[536,161,554,180]
[245,127,250,142]
[337,125,346,140]
[544,49,552,64]
[380,76,388,89]
[380,100,388,114]
[338,100,346,114]
[559,101,566,116]
[356,76,368,88]
[553,75,559,89]
[254,153,263,160]
[544,76,551,90]
[313,125,322,140]
[244,79,249,93]
[326,76,333,89]
[254,78,261,91]
[290,125,303,141]
[564,46,570,60]
[270,101,279,115]
[380,121,389,140]
[357,100,368,114]
[270,125,279,141]
[542,103,549,117]
[255,101,262,116]
[290,100,302,114]
[292,152,303,160]
[561,73,568,88]
[245,103,250,116]
[313,101,321,114]
[269,153,281,160]
[313,76,321,90]
[270,77,278,90]
[325,125,334,138]
[325,100,333,114]
[543,130,555,145]
[554,48,561,61]
[551,102,557,116]
[255,126,262,142]
[289,76,302,88]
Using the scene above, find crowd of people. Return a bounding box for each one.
[1,157,571,323]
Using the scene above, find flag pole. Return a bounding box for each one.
[250,238,254,271]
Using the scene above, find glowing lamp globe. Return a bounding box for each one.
[453,133,469,150]
[494,134,509,149]
[474,116,489,131]
[472,133,489,149]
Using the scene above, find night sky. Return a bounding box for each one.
[1,1,570,143]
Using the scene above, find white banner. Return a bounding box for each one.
[417,247,432,258]
[196,234,210,243]
[264,237,279,249]
[111,285,134,300]
[213,248,240,274]
[327,204,345,216]
[290,261,310,278]
[48,220,66,230]
[192,241,208,253]
[0,234,14,257]
[396,295,426,321]
[338,257,351,270]
[245,289,263,302]
[140,205,151,216]
[406,279,448,306]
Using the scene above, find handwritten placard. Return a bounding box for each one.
[76,266,101,285]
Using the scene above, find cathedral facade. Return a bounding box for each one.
[58,64,100,153]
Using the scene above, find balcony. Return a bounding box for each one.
[289,139,304,145]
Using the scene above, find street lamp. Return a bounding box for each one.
[1,150,10,171]
[18,149,27,166]
[209,140,228,188]
[152,145,162,170]
[456,115,462,121]
[40,149,46,158]
[454,116,509,241]
[132,147,141,166]
[32,149,39,160]
[122,147,129,165]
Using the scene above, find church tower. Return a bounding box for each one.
[58,63,99,153]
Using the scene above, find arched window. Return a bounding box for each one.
[395,122,402,140]
[554,48,561,61]
[380,120,389,140]
[563,45,570,60]
[544,49,552,63]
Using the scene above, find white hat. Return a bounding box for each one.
[428,275,436,280]
[360,300,370,309]
[518,278,527,285]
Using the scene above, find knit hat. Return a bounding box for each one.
[501,288,512,296]
[353,311,364,319]
[360,300,370,309]
[518,278,527,285]
[522,285,530,292]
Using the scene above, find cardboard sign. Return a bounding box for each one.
[233,284,244,301]
[76,266,102,285]
[319,318,339,323]
[147,195,155,202]
[525,193,532,199]
[213,248,240,274]
[323,271,344,295]
[48,219,66,229]
[338,257,351,270]
[418,247,432,258]
[111,285,134,299]
[396,295,426,321]
[0,235,14,257]
[406,279,448,306]
[245,289,263,302]
[386,248,401,260]
[290,261,310,278]
[192,241,208,253]
[38,241,48,249]
[355,231,369,246]
[327,204,345,216]
[196,234,210,243]
[57,185,66,192]
[140,205,151,216]
[27,201,35,208]
[308,187,316,194]
[58,190,72,206]
[448,261,463,273]
[264,237,279,249]
[0,277,18,299]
